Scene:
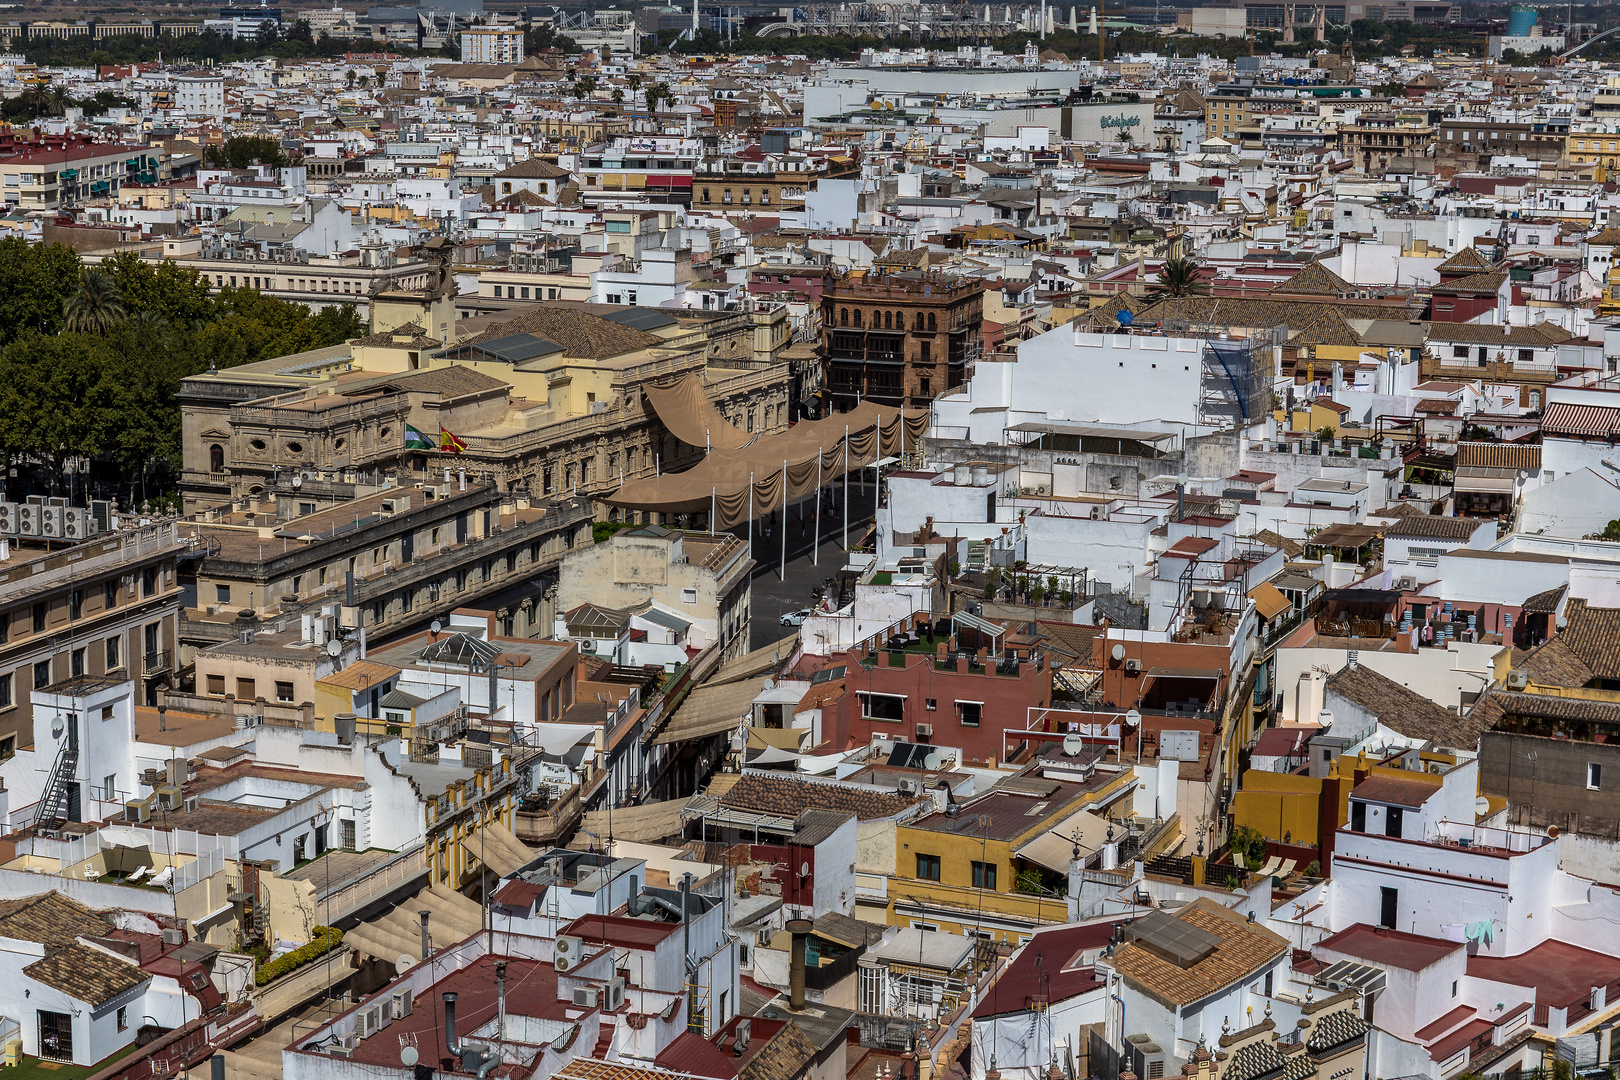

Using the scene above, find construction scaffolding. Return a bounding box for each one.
[1198,330,1278,431]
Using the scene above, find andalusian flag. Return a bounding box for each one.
[403,424,433,451]
[439,425,467,455]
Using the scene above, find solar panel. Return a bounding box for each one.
[474,333,564,363]
[600,308,678,331]
[1126,910,1222,969]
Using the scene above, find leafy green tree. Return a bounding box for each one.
[62,270,126,334]
[255,19,280,47]
[1146,257,1211,299]
[204,135,292,169]
[0,332,120,489]
[0,238,82,345]
[98,252,217,327]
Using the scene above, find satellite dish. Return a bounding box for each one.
[1062,732,1086,757]
[1548,824,1560,839]
[1474,795,1490,816]
[401,1046,419,1068]
[1125,709,1142,728]
[326,639,342,657]
[397,953,415,972]
[291,474,303,489]
[799,862,810,877]
[430,620,443,636]
[1110,643,1126,662]
[50,716,63,740]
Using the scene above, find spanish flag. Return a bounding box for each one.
[439,425,467,455]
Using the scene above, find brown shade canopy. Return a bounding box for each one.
[604,399,928,528]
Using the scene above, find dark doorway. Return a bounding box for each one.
[1351,801,1366,832]
[38,1010,72,1062]
[1379,886,1398,929]
[1386,806,1403,839]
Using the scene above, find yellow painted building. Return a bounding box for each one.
[887,770,1134,943]
[424,756,518,888]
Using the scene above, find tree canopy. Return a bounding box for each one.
[0,238,363,506]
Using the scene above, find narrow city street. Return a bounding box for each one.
[746,475,880,650]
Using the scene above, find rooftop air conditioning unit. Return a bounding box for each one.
[63,508,87,540]
[1125,659,1143,674]
[183,795,199,814]
[40,506,64,539]
[605,977,626,1012]
[897,778,918,795]
[125,798,151,823]
[16,503,38,536]
[1506,669,1529,690]
[555,934,583,973]
[0,504,16,533]
[392,989,413,1019]
[1395,576,1417,591]
[157,786,182,810]
[571,985,602,1008]
[162,928,184,946]
[915,723,933,738]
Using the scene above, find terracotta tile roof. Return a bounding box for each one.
[1384,516,1489,540]
[1430,270,1508,294]
[1274,261,1352,297]
[1434,247,1495,274]
[1349,774,1438,808]
[720,773,922,822]
[1108,898,1288,1009]
[368,366,510,398]
[1426,321,1570,345]
[1307,1004,1372,1052]
[496,157,570,179]
[1473,688,1620,731]
[1325,664,1486,749]
[463,306,662,360]
[1130,296,1420,328]
[1555,599,1620,682]
[1515,637,1590,687]
[1520,585,1567,615]
[0,892,113,948]
[742,1020,818,1080]
[1254,530,1303,558]
[1292,306,1362,347]
[24,942,148,1006]
[1456,442,1541,471]
[316,659,403,692]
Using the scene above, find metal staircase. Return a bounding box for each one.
[33,742,78,827]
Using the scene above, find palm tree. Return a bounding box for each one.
[62,270,126,334]
[611,88,624,105]
[1147,258,1210,299]
[627,73,642,93]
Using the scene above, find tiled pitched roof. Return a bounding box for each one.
[1108,898,1287,1009]
[1515,637,1591,687]
[1350,774,1438,808]
[1472,688,1620,730]
[1456,442,1541,471]
[1254,530,1304,558]
[1307,1006,1372,1052]
[24,943,148,1006]
[1131,295,1420,328]
[1325,664,1486,749]
[1384,516,1489,540]
[496,157,570,179]
[1430,270,1508,294]
[1556,599,1620,681]
[741,1021,818,1080]
[720,774,921,821]
[1434,246,1495,274]
[464,307,661,360]
[1292,306,1362,347]
[1274,261,1352,297]
[0,893,112,948]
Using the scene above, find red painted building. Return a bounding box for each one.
[1427,246,1508,323]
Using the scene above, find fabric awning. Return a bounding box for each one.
[1015,808,1114,873]
[651,675,768,745]
[644,373,755,451]
[1144,667,1221,680]
[605,403,928,529]
[747,726,810,751]
[1543,401,1620,437]
[709,633,799,686]
[1453,466,1516,494]
[745,744,801,766]
[461,822,536,879]
[578,799,691,845]
[1248,581,1292,621]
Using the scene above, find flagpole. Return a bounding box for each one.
[842,424,849,551]
[711,487,716,533]
[780,458,787,582]
[748,471,754,565]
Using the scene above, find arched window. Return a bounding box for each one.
[854,309,863,328]
[883,311,892,330]
[209,444,224,472]
[840,308,849,327]
[927,312,937,331]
